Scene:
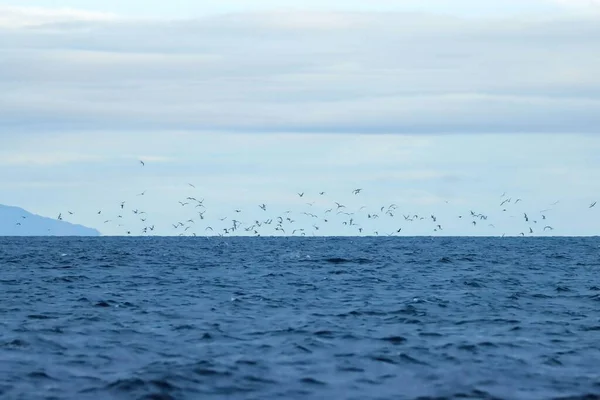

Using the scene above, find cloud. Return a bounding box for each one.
[1,7,599,134]
[551,0,600,8]
[0,5,118,29]
[0,152,107,166]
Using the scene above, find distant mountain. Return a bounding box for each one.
[0,204,100,236]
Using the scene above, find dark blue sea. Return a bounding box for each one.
[1,237,599,400]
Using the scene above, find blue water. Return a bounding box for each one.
[1,237,599,400]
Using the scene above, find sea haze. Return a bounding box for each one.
[1,237,599,399]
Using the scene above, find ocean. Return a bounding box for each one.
[1,237,599,400]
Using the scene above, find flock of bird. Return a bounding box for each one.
[12,160,598,237]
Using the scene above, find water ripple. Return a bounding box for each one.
[1,237,599,399]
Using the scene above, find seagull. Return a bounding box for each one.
[590,201,597,209]
[188,183,196,188]
[544,226,554,231]
[297,192,304,197]
[137,191,146,196]
[259,204,266,211]
[57,213,63,220]
[352,189,362,195]
[139,160,145,166]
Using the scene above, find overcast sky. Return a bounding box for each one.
[0,2,598,236]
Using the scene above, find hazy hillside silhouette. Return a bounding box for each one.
[0,204,100,236]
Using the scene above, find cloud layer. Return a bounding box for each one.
[1,8,599,134]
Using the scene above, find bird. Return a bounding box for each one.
[590,201,597,209]
[352,189,362,195]
[139,160,145,166]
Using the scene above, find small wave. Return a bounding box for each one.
[300,377,327,385]
[379,336,407,344]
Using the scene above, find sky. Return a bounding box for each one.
[0,1,599,236]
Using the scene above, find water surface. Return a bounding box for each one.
[1,237,599,399]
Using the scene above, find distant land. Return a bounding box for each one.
[0,204,100,236]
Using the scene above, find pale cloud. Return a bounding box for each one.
[0,5,118,28]
[551,0,600,8]
[1,9,599,135]
[0,152,107,166]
